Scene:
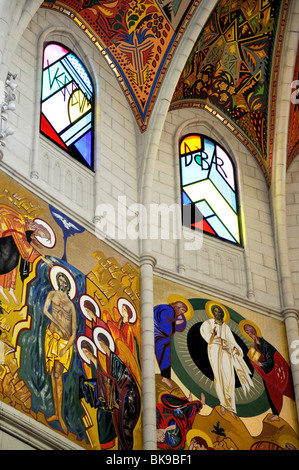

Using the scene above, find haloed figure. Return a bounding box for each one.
[200,305,253,417]
[80,340,117,449]
[119,302,136,352]
[43,272,77,434]
[97,333,141,450]
[0,205,53,305]
[243,323,294,421]
[79,332,141,449]
[154,301,187,388]
[84,299,97,323]
[121,303,133,323]
[189,436,209,450]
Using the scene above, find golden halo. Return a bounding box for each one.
[186,428,213,449]
[167,294,194,321]
[49,265,77,300]
[239,319,262,342]
[205,300,230,323]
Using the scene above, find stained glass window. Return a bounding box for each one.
[180,134,241,245]
[40,42,94,170]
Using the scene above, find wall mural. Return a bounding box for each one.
[0,171,142,450]
[170,0,289,185]
[41,0,201,131]
[154,290,299,450]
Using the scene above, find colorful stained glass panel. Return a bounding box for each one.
[40,42,94,170]
[180,134,240,244]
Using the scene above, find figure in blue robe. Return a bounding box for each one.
[154,302,187,386]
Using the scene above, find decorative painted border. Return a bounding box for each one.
[41,1,201,132]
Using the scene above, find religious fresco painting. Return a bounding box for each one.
[153,283,299,450]
[0,171,142,450]
[170,0,289,185]
[41,0,201,131]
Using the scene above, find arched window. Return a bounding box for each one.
[179,134,241,245]
[40,42,94,170]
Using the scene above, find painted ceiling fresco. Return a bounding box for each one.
[288,46,299,168]
[41,0,201,131]
[170,0,289,185]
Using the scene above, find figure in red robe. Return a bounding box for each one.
[156,392,205,450]
[244,323,294,421]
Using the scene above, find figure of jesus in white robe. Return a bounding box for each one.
[200,318,253,415]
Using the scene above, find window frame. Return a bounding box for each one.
[40,41,95,171]
[179,133,242,247]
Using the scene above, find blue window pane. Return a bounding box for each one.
[195,200,214,218]
[74,130,92,167]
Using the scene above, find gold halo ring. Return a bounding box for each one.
[239,319,262,342]
[205,300,230,323]
[186,428,213,449]
[167,294,194,321]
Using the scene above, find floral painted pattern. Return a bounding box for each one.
[171,0,288,183]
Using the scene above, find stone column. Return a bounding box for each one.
[140,254,157,450]
[283,308,299,419]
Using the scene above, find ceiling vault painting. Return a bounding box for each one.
[170,0,289,185]
[41,0,202,132]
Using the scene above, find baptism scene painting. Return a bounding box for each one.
[0,171,142,450]
[154,280,299,451]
